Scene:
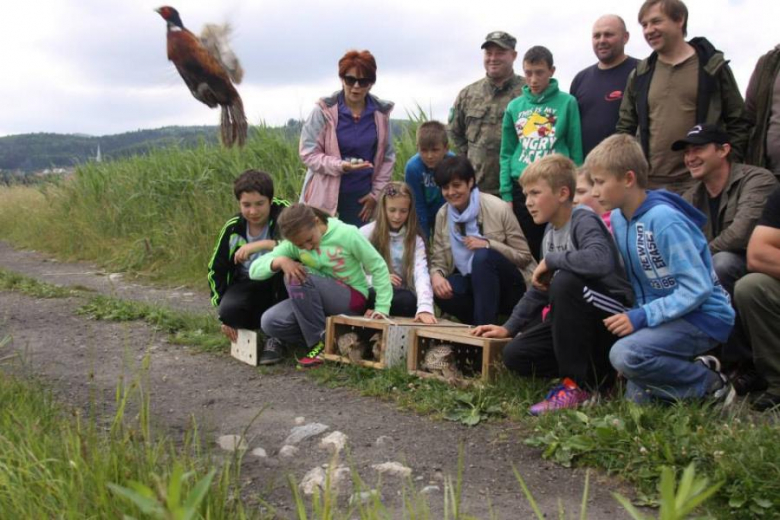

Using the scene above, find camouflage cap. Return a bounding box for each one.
[481,31,517,50]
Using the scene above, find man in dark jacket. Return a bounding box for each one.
[616,0,750,194]
[207,170,290,364]
[745,45,780,178]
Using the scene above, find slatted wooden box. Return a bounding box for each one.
[230,329,259,366]
[409,327,511,383]
[324,315,468,369]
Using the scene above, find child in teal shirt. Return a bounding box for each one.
[500,45,583,260]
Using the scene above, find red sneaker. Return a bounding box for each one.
[297,342,324,368]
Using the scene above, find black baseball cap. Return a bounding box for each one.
[671,124,730,151]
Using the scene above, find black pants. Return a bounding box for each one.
[502,271,626,391]
[391,288,418,317]
[435,248,526,325]
[218,273,287,330]
[512,183,546,262]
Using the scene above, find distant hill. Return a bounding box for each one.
[0,126,221,172]
[0,119,413,173]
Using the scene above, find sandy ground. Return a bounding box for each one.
[0,241,633,518]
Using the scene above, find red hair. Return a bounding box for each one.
[338,50,377,81]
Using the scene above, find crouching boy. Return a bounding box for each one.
[207,169,290,364]
[473,154,633,415]
[586,135,736,405]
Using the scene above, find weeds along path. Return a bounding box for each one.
[0,240,630,518]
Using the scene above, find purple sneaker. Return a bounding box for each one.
[529,378,591,416]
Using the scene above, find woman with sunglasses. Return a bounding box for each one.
[299,50,396,227]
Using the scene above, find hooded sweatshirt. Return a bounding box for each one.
[610,190,734,343]
[249,218,393,315]
[499,79,584,201]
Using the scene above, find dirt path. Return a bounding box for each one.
[0,241,632,518]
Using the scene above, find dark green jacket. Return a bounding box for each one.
[617,37,750,162]
[682,163,778,254]
[746,45,780,169]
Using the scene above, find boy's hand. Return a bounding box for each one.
[389,273,403,287]
[364,309,387,320]
[604,313,634,337]
[414,312,437,324]
[431,272,453,299]
[532,259,552,291]
[358,194,377,222]
[471,324,510,338]
[277,257,307,284]
[233,240,276,264]
[221,324,238,343]
[463,236,490,250]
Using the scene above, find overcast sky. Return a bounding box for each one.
[2,0,777,137]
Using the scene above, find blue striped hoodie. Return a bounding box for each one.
[611,190,734,342]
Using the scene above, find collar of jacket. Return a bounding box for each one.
[635,36,725,78]
[484,74,524,94]
[319,91,395,114]
[521,78,560,104]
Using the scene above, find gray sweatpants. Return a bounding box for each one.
[260,271,365,348]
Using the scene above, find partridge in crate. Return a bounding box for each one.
[336,332,382,364]
[421,345,463,384]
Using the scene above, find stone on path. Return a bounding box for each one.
[320,431,348,453]
[251,447,267,458]
[371,461,412,478]
[375,435,393,447]
[217,435,247,452]
[279,445,299,458]
[349,490,381,505]
[299,464,351,496]
[284,423,329,445]
[421,485,440,494]
[295,416,306,425]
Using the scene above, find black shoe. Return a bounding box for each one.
[705,371,736,408]
[731,369,768,396]
[259,337,284,365]
[752,392,780,412]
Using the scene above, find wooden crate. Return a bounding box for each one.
[230,329,259,366]
[324,315,468,369]
[409,327,510,383]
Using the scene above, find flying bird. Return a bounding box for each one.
[155,6,247,147]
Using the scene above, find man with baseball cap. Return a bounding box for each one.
[448,31,525,197]
[678,123,777,394]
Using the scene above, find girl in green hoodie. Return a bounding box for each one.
[251,203,393,367]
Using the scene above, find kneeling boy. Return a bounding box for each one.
[207,169,290,364]
[587,134,736,405]
[473,154,633,415]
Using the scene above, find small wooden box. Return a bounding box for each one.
[410,327,510,383]
[231,329,259,366]
[324,315,468,369]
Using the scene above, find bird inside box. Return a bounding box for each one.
[422,344,463,384]
[336,331,382,364]
[155,6,247,147]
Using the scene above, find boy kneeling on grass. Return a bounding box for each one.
[473,154,633,415]
[587,134,736,406]
[207,169,290,365]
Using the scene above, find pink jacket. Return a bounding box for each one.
[299,92,396,215]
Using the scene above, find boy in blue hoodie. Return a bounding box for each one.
[585,134,736,405]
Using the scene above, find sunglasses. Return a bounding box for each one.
[343,75,373,88]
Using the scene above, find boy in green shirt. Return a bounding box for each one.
[500,45,584,260]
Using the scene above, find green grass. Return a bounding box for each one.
[0,267,77,298]
[0,354,255,519]
[0,121,422,288]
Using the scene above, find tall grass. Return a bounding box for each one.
[0,356,255,518]
[0,121,422,286]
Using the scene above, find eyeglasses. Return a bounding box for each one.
[343,75,373,88]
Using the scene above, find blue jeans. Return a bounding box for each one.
[609,319,718,403]
[712,251,746,297]
[435,248,526,325]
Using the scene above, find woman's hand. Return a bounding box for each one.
[414,312,437,324]
[275,257,307,284]
[431,272,453,299]
[471,324,510,338]
[463,236,490,251]
[389,274,403,287]
[341,160,373,173]
[364,309,387,320]
[358,194,377,222]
